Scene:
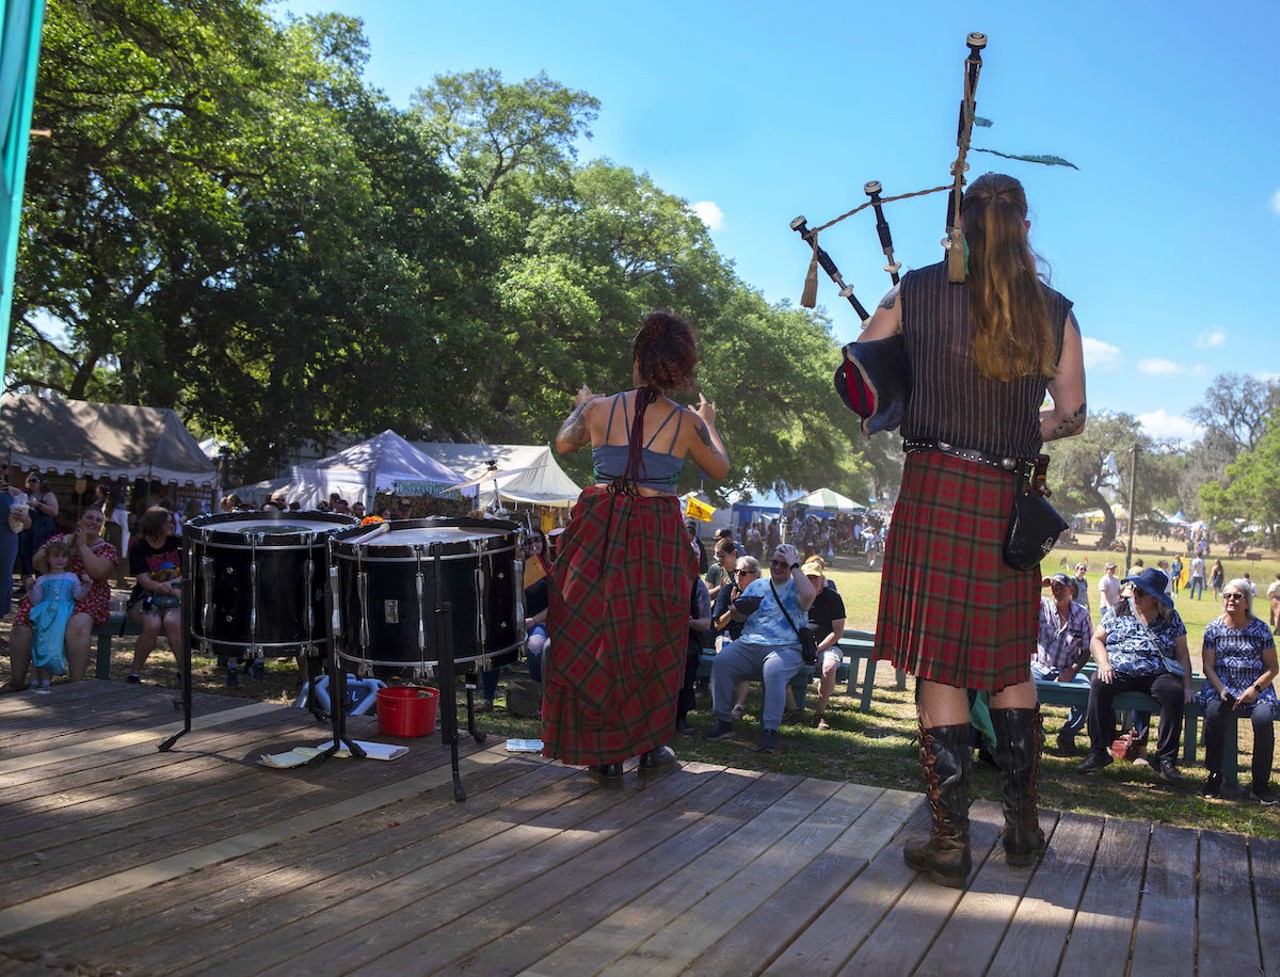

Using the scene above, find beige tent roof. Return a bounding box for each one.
[0,393,218,487]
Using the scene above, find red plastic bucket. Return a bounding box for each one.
[375,686,439,737]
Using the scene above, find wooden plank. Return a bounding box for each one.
[0,701,321,805]
[0,698,280,776]
[1252,837,1280,977]
[587,779,859,977]
[1056,817,1149,977]
[175,759,711,977]
[0,715,331,867]
[757,805,922,976]
[425,771,801,977]
[515,775,833,977]
[913,806,1060,976]
[1128,823,1197,974]
[0,742,507,941]
[4,754,559,964]
[681,785,915,977]
[365,764,771,977]
[985,812,1104,977]
[1197,828,1263,972]
[834,803,1001,977]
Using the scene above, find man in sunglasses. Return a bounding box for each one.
[704,543,816,752]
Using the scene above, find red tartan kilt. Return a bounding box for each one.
[876,451,1039,691]
[543,487,696,765]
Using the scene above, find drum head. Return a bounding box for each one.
[189,510,357,547]
[331,517,518,560]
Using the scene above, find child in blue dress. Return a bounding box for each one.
[29,540,90,690]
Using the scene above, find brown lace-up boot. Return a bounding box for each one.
[991,706,1046,866]
[902,722,972,888]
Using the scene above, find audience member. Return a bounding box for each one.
[704,543,815,752]
[1098,561,1121,612]
[125,507,183,683]
[18,474,58,590]
[27,540,91,689]
[1034,573,1094,754]
[1077,568,1194,782]
[1199,579,1277,803]
[805,560,846,731]
[5,508,118,689]
[1,480,31,619]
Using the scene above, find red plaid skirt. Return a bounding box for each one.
[543,486,696,765]
[876,451,1039,691]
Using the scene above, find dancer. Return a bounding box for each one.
[545,311,728,779]
[857,173,1086,886]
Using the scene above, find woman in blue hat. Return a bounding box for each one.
[1077,566,1194,782]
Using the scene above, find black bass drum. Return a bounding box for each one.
[187,510,358,656]
[330,517,523,678]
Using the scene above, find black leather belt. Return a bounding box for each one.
[901,438,1034,474]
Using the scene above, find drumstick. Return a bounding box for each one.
[347,521,392,547]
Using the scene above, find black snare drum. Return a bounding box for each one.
[186,510,357,656]
[330,518,523,677]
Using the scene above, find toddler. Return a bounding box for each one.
[29,540,90,690]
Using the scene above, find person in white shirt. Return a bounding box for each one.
[1097,561,1121,612]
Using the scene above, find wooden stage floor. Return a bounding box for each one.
[1,682,1277,977]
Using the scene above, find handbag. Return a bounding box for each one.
[1003,455,1068,571]
[771,580,819,665]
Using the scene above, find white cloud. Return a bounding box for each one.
[1195,328,1226,349]
[691,200,724,232]
[1137,358,1182,376]
[1081,336,1123,372]
[1271,188,1280,215]
[1137,409,1203,443]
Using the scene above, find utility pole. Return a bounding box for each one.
[1125,442,1139,571]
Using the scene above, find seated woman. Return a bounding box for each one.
[1077,567,1194,782]
[5,508,118,688]
[126,506,183,684]
[1199,579,1278,803]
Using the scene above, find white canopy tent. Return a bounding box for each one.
[415,442,582,508]
[290,430,468,508]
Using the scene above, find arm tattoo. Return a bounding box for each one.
[695,418,727,461]
[557,403,591,449]
[1048,402,1086,439]
[878,284,900,311]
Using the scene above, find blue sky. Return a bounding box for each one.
[278,0,1280,442]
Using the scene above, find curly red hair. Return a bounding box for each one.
[633,311,698,392]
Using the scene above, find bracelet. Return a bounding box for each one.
[790,563,800,570]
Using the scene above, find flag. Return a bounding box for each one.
[1102,452,1121,486]
[684,496,714,522]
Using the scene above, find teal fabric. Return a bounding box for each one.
[0,0,47,381]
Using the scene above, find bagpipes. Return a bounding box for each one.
[792,31,989,327]
[797,32,1074,435]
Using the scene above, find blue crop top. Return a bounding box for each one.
[591,392,686,493]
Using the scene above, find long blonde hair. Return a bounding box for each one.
[961,173,1057,381]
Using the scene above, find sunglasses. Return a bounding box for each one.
[1222,593,1246,602]
[769,559,790,568]
[734,568,755,576]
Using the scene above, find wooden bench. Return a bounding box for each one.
[1035,672,1239,788]
[695,628,879,714]
[93,614,142,679]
